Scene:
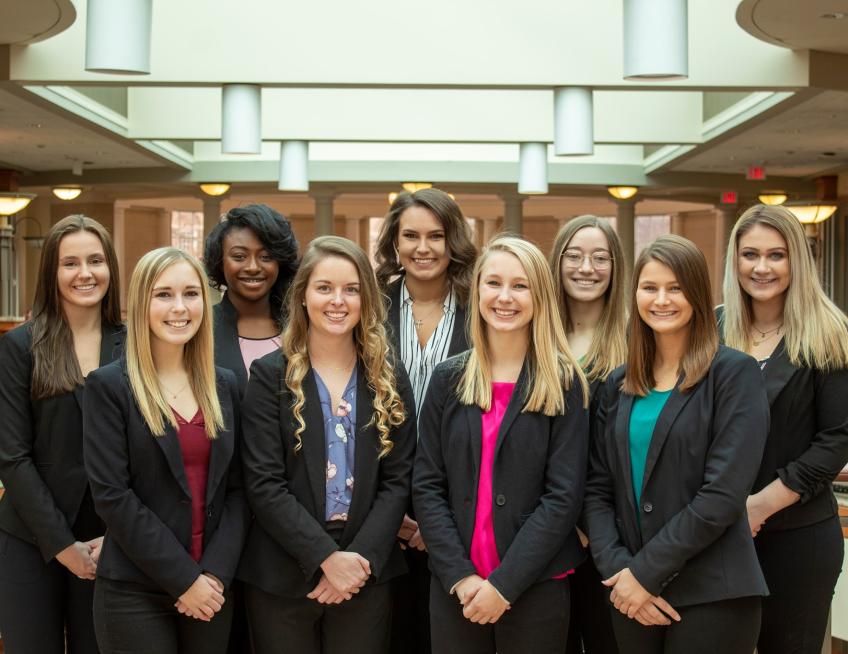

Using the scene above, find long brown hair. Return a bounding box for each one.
[30,215,121,399]
[374,188,477,306]
[622,235,718,396]
[283,236,406,458]
[549,215,628,382]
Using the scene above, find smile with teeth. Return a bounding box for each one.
[751,278,776,285]
[650,310,677,317]
[571,279,598,286]
[73,283,96,291]
[413,258,436,265]
[165,320,189,328]
[493,308,518,317]
[325,311,347,322]
[239,277,266,284]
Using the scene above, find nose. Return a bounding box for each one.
[244,255,260,272]
[415,237,430,253]
[77,262,92,279]
[656,288,670,305]
[497,285,513,303]
[754,256,770,273]
[173,293,188,313]
[577,254,593,273]
[330,288,344,304]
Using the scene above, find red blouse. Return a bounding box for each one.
[174,409,211,562]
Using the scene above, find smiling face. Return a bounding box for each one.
[395,205,450,284]
[560,226,613,303]
[56,230,111,311]
[221,226,280,303]
[736,223,791,305]
[148,261,204,348]
[478,251,533,336]
[636,259,693,337]
[304,255,362,339]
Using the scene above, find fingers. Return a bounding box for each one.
[637,603,670,626]
[356,555,372,578]
[652,596,681,622]
[602,571,621,587]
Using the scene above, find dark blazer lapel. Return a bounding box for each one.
[493,360,530,460]
[641,377,698,490]
[342,362,375,542]
[614,393,637,516]
[465,403,483,487]
[205,375,235,500]
[448,304,468,356]
[214,294,248,390]
[762,339,798,406]
[300,368,328,519]
[156,422,193,498]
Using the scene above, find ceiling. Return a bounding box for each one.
[737,0,848,54]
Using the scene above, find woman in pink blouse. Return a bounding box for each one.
[413,235,589,654]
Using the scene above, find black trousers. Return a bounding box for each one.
[429,575,570,654]
[0,529,99,654]
[244,581,393,654]
[756,514,844,654]
[565,558,619,654]
[609,595,761,654]
[93,577,234,654]
[390,547,431,654]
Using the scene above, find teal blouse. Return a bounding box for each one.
[629,389,673,510]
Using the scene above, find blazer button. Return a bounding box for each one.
[643,502,653,513]
[495,494,506,507]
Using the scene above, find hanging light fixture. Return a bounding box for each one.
[623,0,688,80]
[607,186,639,200]
[758,192,788,206]
[199,183,231,197]
[85,0,152,74]
[518,143,548,195]
[553,87,594,156]
[222,85,262,154]
[0,192,36,216]
[52,187,83,201]
[277,141,309,191]
[786,203,837,224]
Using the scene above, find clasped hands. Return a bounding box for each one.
[306,551,372,605]
[397,514,427,552]
[454,574,510,625]
[604,568,681,627]
[175,573,225,622]
[56,536,103,580]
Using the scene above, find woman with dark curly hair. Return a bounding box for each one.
[204,204,299,395]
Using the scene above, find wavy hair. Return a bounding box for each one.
[459,235,588,414]
[30,215,121,399]
[374,188,477,306]
[283,236,405,458]
[549,215,629,382]
[722,204,848,369]
[126,248,224,439]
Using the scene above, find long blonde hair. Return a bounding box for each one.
[549,215,629,382]
[282,236,406,458]
[459,235,588,414]
[126,247,224,439]
[722,204,848,369]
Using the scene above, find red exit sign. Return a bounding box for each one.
[746,166,766,181]
[720,190,738,205]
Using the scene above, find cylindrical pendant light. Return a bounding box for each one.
[222,85,262,154]
[623,0,688,80]
[278,141,309,191]
[518,143,548,195]
[85,0,152,74]
[553,87,594,156]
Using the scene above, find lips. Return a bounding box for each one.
[650,310,677,317]
[570,279,599,287]
[238,277,267,286]
[492,308,518,318]
[324,311,348,323]
[751,278,777,285]
[412,258,437,265]
[72,283,97,291]
[164,320,189,329]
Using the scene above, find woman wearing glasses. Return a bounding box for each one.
[550,215,628,654]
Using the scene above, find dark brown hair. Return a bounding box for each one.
[622,235,718,396]
[374,188,477,306]
[30,215,121,399]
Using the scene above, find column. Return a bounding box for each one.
[0,216,16,317]
[615,198,637,268]
[202,195,224,241]
[713,206,737,300]
[500,192,525,236]
[311,189,337,237]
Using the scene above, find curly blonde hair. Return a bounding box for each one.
[282,236,406,457]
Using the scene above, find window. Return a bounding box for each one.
[171,211,204,258]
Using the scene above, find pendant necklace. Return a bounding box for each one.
[751,322,783,347]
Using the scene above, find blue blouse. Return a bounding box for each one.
[314,368,357,522]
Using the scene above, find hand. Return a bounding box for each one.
[56,541,97,579]
[576,527,589,549]
[320,551,370,595]
[604,568,651,619]
[307,574,352,604]
[85,536,104,565]
[176,574,225,622]
[633,596,681,626]
[746,493,770,538]
[462,580,510,624]
[397,514,418,543]
[454,575,484,606]
[408,529,427,552]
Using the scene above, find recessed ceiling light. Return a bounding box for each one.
[820,12,847,19]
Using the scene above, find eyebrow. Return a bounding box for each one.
[313,279,360,285]
[152,285,202,291]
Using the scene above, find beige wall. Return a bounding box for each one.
[671,210,724,304]
[119,206,171,310]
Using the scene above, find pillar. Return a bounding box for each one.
[501,192,525,236]
[615,198,637,268]
[312,190,337,237]
[202,196,224,241]
[713,206,737,302]
[0,216,16,317]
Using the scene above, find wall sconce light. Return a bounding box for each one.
[52,187,83,201]
[0,192,36,216]
[607,186,639,201]
[758,192,787,206]
[199,183,231,197]
[786,203,838,224]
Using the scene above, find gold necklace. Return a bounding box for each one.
[751,323,783,347]
[160,379,189,400]
[412,299,444,329]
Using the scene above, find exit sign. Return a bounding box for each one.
[747,166,766,181]
[721,190,738,205]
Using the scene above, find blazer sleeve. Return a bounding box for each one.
[487,374,589,604]
[628,355,770,595]
[198,371,251,587]
[83,369,203,598]
[583,377,635,579]
[776,366,848,503]
[0,331,76,561]
[240,356,339,580]
[347,364,417,577]
[412,363,478,594]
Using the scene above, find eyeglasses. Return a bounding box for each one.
[561,250,613,270]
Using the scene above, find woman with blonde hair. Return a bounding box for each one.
[413,235,589,654]
[83,247,248,654]
[584,235,769,654]
[238,236,416,654]
[0,215,123,654]
[550,215,628,654]
[721,204,848,654]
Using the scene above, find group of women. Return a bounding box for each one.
[0,189,845,654]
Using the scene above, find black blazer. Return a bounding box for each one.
[0,322,125,561]
[212,293,249,395]
[412,353,589,604]
[385,277,468,357]
[237,350,417,598]
[83,360,249,599]
[584,346,770,608]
